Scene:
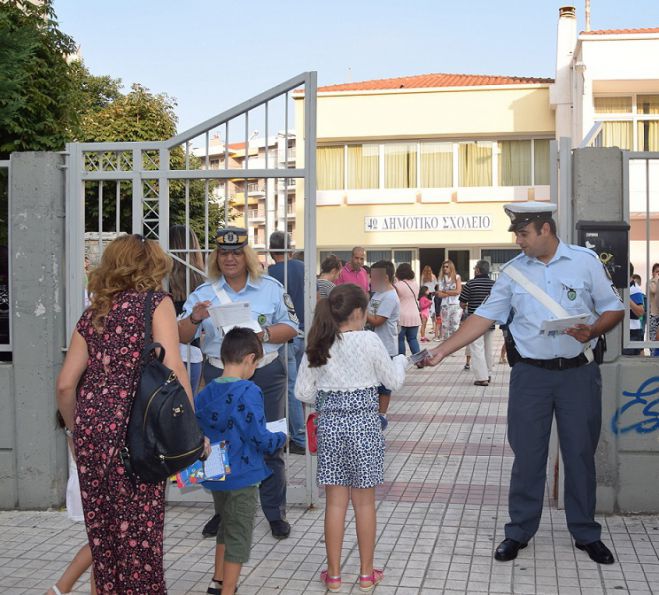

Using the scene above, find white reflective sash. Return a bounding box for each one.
[503,266,594,363]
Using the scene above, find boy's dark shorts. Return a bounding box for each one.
[377,385,392,396]
[211,485,259,563]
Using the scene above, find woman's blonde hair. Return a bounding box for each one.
[421,265,435,282]
[87,234,172,331]
[441,259,457,283]
[208,244,263,282]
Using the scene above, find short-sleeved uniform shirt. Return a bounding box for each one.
[182,274,299,358]
[368,288,400,357]
[475,241,624,360]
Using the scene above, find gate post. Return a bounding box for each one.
[9,152,67,508]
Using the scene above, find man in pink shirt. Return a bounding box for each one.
[336,246,369,295]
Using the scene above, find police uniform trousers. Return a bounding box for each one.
[204,357,287,522]
[505,361,602,544]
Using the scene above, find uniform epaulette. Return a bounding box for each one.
[567,244,600,260]
[499,253,526,271]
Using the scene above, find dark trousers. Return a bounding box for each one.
[505,361,602,544]
[203,357,287,522]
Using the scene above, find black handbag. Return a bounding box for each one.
[120,292,205,483]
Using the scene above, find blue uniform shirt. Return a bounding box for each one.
[182,274,299,358]
[476,241,624,359]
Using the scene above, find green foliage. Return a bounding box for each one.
[0,0,77,157]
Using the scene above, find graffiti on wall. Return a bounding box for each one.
[611,376,659,435]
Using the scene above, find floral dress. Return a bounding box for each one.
[74,290,169,594]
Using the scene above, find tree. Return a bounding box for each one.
[79,84,227,243]
[0,0,77,157]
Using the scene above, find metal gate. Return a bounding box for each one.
[64,72,318,506]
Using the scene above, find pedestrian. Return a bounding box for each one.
[295,284,407,592]
[394,263,421,355]
[178,227,298,540]
[366,260,401,428]
[459,260,496,386]
[335,246,369,295]
[437,259,462,338]
[649,262,659,356]
[623,264,645,355]
[420,265,437,293]
[422,201,624,566]
[268,230,306,455]
[418,286,433,342]
[195,328,287,595]
[56,234,193,592]
[432,284,443,341]
[317,255,342,300]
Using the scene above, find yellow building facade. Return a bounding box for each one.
[294,74,556,278]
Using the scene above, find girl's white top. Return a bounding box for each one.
[295,330,407,404]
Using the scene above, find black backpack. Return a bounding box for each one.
[120,292,205,483]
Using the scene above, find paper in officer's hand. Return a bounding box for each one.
[540,313,590,335]
[407,349,429,368]
[208,302,262,334]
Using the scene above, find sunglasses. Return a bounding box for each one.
[218,248,245,256]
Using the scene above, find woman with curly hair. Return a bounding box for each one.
[56,234,193,594]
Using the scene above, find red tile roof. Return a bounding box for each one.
[581,27,659,35]
[316,72,554,93]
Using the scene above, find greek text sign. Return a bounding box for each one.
[364,214,493,232]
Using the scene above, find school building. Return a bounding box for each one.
[294,6,659,280]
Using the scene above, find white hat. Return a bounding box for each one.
[503,201,558,232]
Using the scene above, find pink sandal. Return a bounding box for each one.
[320,569,341,592]
[359,569,384,592]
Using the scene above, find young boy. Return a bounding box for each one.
[195,328,287,595]
[366,260,400,427]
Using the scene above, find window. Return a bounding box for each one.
[637,95,659,115]
[366,250,391,265]
[637,121,659,151]
[499,140,532,186]
[533,139,550,185]
[347,144,379,189]
[393,250,413,267]
[594,96,632,114]
[320,250,352,265]
[601,122,633,150]
[317,146,345,190]
[384,143,416,188]
[420,142,452,188]
[481,248,522,278]
[459,142,492,187]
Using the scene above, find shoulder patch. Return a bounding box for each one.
[283,293,299,324]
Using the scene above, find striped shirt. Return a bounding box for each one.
[459,274,495,316]
[317,278,335,300]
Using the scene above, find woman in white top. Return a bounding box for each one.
[296,284,406,592]
[420,265,437,293]
[437,259,462,338]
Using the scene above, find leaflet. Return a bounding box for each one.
[208,302,261,334]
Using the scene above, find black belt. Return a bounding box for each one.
[519,353,590,371]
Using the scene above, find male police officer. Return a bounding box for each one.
[423,202,624,565]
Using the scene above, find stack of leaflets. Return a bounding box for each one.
[174,441,231,488]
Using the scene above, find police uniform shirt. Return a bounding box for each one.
[182,274,299,358]
[475,241,624,360]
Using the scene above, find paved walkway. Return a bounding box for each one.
[2,336,659,594]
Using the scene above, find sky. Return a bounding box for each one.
[54,0,659,134]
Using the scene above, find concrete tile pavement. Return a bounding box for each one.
[1,335,658,594]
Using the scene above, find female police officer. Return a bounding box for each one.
[423,202,624,566]
[178,227,298,539]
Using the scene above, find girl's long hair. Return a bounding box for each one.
[169,225,206,302]
[87,234,172,331]
[306,284,368,367]
[421,265,434,282]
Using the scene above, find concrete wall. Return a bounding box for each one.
[573,147,659,513]
[0,152,68,509]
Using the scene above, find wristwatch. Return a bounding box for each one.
[189,313,203,325]
[261,326,271,343]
